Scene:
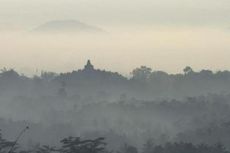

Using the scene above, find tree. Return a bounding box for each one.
[131,66,152,81]
[41,71,57,81]
[0,130,15,153]
[60,137,107,153]
[183,66,193,75]
[0,69,19,79]
[36,145,57,153]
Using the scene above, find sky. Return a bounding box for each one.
[0,0,229,76]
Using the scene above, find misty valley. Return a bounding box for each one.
[1,60,230,153]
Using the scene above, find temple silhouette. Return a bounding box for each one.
[83,60,94,72]
[56,60,126,83]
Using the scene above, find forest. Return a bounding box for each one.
[1,60,230,152]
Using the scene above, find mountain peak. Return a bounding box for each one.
[34,20,104,33]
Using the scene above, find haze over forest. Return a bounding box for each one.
[1,0,230,153]
[0,61,230,152]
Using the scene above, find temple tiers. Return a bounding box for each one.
[83,60,94,72]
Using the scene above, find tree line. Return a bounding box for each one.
[0,130,229,153]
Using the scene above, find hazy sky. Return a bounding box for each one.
[0,0,229,76]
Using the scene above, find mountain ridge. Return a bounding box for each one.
[34,20,104,33]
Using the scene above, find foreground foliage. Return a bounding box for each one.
[0,129,229,153]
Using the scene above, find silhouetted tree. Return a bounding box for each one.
[131,66,152,81]
[60,137,107,153]
[35,145,57,153]
[183,66,193,75]
[41,71,57,81]
[0,130,16,153]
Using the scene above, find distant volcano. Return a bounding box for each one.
[34,20,104,33]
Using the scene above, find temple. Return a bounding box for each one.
[83,60,94,72]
